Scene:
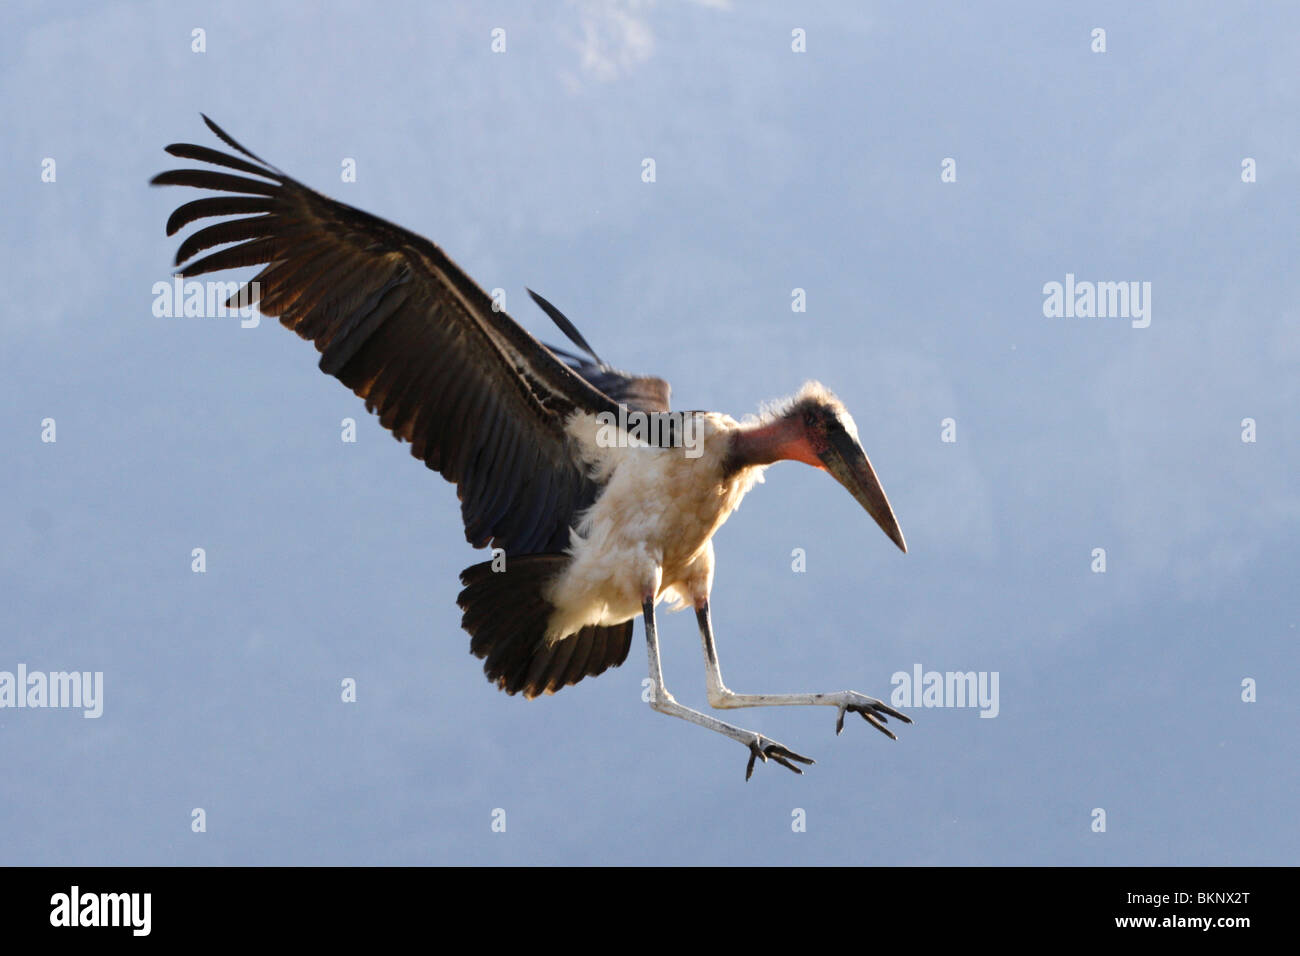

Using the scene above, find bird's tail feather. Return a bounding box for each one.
[457,555,634,698]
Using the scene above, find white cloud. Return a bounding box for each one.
[565,0,656,85]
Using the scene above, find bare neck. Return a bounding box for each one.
[725,416,818,473]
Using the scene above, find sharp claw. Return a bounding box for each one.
[746,739,814,778]
[877,702,912,724]
[769,746,814,766]
[860,709,898,740]
[836,698,913,736]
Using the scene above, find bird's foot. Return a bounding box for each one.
[835,692,912,740]
[745,734,815,781]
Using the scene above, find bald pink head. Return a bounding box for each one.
[727,384,906,553]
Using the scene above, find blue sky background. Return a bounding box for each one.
[2,0,1296,865]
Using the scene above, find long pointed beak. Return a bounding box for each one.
[820,432,907,553]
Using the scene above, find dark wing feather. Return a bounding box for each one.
[153,115,625,554]
[528,289,672,414]
[564,360,672,414]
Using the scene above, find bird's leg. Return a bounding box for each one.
[642,596,814,780]
[695,600,912,740]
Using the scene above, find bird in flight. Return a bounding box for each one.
[152,116,911,779]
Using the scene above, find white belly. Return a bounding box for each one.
[542,413,762,641]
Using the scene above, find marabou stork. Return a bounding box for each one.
[152,117,911,779]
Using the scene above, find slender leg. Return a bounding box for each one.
[696,600,912,740]
[642,596,813,780]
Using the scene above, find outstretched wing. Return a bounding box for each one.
[528,289,672,414]
[152,115,625,554]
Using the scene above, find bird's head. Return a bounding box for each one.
[729,382,906,553]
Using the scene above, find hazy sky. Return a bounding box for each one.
[2,0,1296,865]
